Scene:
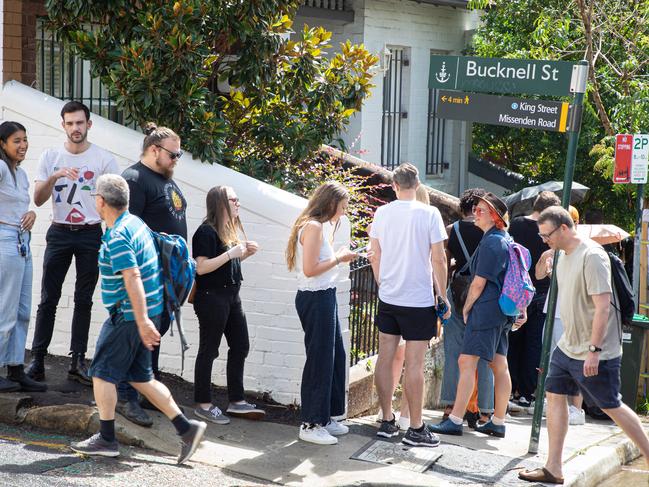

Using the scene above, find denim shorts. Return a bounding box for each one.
[545,348,622,409]
[89,312,161,384]
[375,299,437,341]
[462,321,512,362]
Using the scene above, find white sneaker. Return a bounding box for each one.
[398,416,410,431]
[299,424,338,445]
[507,401,524,414]
[325,419,349,436]
[569,405,586,425]
[526,399,547,417]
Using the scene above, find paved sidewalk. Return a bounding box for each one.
[0,355,646,485]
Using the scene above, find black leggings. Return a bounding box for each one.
[193,287,249,404]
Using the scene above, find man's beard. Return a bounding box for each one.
[67,131,87,144]
[155,156,174,179]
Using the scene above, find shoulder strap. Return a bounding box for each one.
[454,221,472,273]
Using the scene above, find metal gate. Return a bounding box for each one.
[426,88,449,175]
[381,48,406,170]
[349,257,380,365]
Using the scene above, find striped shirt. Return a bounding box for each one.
[99,211,163,321]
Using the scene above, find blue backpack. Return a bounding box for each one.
[149,230,196,373]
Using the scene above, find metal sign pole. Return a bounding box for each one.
[528,59,589,454]
[633,184,645,311]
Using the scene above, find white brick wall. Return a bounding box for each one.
[295,0,481,195]
[0,81,351,406]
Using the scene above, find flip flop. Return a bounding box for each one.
[518,467,564,484]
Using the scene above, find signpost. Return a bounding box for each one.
[436,90,570,133]
[429,55,576,96]
[631,134,649,184]
[614,134,633,183]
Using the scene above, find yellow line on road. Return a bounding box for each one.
[0,434,69,451]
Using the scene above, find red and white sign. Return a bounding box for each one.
[614,134,633,183]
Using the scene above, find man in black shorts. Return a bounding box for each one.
[520,206,649,484]
[369,163,450,447]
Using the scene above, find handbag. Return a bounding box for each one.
[449,221,473,315]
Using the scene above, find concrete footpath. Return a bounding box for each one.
[1,392,646,486]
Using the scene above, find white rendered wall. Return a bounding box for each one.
[0,81,352,406]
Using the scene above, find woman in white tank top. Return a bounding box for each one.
[286,182,357,445]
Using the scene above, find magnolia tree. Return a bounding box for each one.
[46,0,378,193]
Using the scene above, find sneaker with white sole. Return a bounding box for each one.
[194,406,231,425]
[377,416,400,438]
[178,420,207,464]
[402,426,440,447]
[526,399,547,417]
[299,424,338,445]
[507,400,524,414]
[569,405,586,425]
[398,416,410,431]
[325,419,349,436]
[70,433,119,457]
[226,401,266,420]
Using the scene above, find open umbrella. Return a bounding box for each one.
[504,181,589,218]
[576,224,630,245]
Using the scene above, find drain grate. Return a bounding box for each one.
[350,439,442,473]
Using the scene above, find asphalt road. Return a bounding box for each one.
[0,423,269,487]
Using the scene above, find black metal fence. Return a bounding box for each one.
[426,88,449,175]
[381,48,405,170]
[35,19,137,129]
[349,256,380,365]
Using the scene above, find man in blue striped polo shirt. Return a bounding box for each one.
[71,174,205,464]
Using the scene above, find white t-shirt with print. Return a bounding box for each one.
[36,144,119,224]
[370,199,447,307]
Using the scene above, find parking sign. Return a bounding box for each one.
[631,134,649,184]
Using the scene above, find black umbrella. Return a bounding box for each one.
[504,181,589,218]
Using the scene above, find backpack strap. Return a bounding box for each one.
[454,221,472,274]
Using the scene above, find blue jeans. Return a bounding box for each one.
[0,226,32,367]
[440,293,494,413]
[295,288,346,425]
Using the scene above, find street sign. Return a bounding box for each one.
[614,134,633,183]
[631,134,649,184]
[436,90,570,133]
[429,55,576,97]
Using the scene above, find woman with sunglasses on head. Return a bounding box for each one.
[0,122,46,393]
[286,181,357,445]
[192,186,265,425]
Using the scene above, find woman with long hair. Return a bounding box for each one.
[0,122,45,393]
[286,181,357,445]
[192,185,264,424]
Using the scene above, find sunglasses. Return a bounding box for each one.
[155,144,184,160]
[17,232,27,258]
[472,205,488,216]
[228,197,240,204]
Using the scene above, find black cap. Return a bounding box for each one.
[476,192,508,225]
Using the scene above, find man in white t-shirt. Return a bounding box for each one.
[369,163,450,448]
[26,101,119,386]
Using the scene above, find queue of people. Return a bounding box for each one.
[1,102,648,477]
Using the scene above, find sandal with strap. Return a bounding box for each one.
[518,467,564,484]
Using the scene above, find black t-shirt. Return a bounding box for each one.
[122,162,187,240]
[447,220,483,275]
[508,216,549,294]
[192,224,243,289]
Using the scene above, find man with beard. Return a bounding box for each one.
[117,123,188,427]
[27,101,119,386]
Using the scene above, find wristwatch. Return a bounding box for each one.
[588,344,602,353]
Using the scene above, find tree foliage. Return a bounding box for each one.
[45,1,378,191]
[469,0,649,229]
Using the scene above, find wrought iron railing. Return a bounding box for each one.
[426,88,449,175]
[349,256,380,365]
[35,19,138,129]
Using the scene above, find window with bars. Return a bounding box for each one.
[35,19,137,129]
[380,47,408,171]
[426,88,449,175]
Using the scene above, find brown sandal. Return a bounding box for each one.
[518,467,564,484]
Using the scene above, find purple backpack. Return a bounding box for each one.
[498,236,536,316]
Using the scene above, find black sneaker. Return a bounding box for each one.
[402,426,441,447]
[116,400,153,427]
[70,433,119,457]
[178,420,207,465]
[377,416,400,438]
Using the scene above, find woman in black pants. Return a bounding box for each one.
[192,185,265,424]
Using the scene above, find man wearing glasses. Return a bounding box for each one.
[27,101,119,386]
[119,123,187,427]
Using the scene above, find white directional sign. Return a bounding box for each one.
[631,134,649,184]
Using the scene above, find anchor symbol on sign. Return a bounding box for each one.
[436,62,451,83]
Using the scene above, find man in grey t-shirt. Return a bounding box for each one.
[520,206,649,484]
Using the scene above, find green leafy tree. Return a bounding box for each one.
[469,0,649,229]
[45,1,378,191]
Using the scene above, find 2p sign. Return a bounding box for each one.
[614,134,649,184]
